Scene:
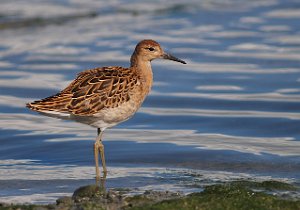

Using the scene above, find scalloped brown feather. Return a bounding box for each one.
[26,66,138,116]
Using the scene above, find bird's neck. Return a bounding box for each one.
[130,52,153,94]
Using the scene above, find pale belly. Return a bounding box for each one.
[69,97,143,129]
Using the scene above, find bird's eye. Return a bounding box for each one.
[147,47,155,51]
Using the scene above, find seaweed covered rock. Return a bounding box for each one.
[0,181,299,210]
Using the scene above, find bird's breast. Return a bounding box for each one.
[90,96,143,128]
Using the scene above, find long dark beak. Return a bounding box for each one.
[162,52,186,64]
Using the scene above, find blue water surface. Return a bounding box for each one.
[0,0,299,203]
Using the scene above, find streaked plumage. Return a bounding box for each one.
[27,39,186,180]
[27,66,141,128]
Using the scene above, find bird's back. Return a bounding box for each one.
[26,66,139,118]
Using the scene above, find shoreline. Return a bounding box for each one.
[1,180,299,210]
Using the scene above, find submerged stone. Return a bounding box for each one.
[72,185,106,201]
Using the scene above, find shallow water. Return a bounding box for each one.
[0,0,300,204]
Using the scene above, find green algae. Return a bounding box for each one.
[230,180,298,191]
[124,190,182,209]
[125,194,154,207]
[131,183,300,210]
[0,180,299,210]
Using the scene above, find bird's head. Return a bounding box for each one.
[132,39,186,64]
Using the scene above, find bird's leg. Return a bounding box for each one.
[94,128,107,181]
[97,128,107,175]
[94,140,100,180]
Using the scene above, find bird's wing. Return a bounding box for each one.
[27,66,138,116]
